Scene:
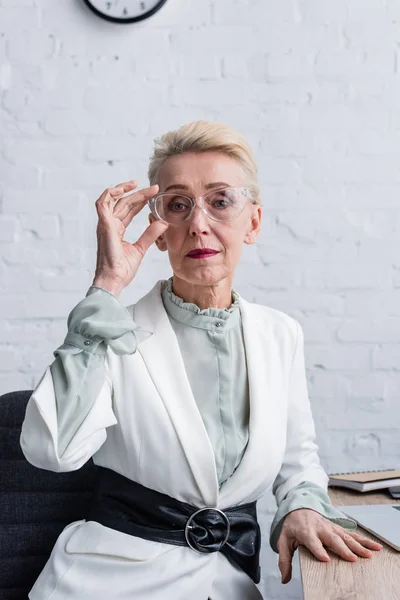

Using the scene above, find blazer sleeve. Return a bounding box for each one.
[20,285,138,473]
[271,319,329,504]
[268,319,357,552]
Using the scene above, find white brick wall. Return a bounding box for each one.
[1,1,399,597]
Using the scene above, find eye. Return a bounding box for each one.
[213,199,231,209]
[209,190,235,209]
[167,196,191,212]
[169,202,187,212]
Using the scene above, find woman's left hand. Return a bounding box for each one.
[276,508,383,584]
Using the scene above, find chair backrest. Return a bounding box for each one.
[0,390,99,600]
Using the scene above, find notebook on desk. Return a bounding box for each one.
[339,504,400,552]
[328,469,400,492]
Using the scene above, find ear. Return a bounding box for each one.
[244,205,262,245]
[148,213,168,251]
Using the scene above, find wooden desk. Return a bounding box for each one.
[299,487,400,600]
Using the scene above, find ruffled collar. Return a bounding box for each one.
[161,278,241,331]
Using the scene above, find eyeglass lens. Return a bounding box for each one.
[154,188,249,224]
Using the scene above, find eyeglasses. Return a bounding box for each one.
[148,186,256,226]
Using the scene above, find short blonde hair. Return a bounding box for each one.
[147,120,261,204]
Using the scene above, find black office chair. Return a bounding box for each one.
[0,390,99,600]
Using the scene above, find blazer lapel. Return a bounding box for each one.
[132,281,219,507]
[218,297,286,508]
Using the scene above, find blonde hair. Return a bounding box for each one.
[147,120,261,204]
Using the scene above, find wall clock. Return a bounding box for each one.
[83,0,168,23]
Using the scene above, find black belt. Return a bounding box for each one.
[86,466,261,583]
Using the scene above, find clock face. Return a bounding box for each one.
[84,0,168,23]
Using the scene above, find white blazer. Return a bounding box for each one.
[20,280,328,600]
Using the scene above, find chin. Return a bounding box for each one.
[176,265,230,286]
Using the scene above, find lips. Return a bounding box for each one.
[186,249,219,258]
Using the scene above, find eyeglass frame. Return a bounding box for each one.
[147,185,258,226]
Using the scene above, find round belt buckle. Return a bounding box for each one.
[184,507,231,554]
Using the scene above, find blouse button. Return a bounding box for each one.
[84,340,91,346]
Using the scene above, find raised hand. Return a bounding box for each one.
[92,180,168,296]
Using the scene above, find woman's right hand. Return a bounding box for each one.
[92,180,169,296]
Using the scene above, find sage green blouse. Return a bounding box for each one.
[49,278,357,554]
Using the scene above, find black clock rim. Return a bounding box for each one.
[83,0,169,23]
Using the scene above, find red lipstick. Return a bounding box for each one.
[186,248,219,259]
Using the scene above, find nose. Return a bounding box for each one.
[188,203,210,235]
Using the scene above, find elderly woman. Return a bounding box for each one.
[20,121,381,600]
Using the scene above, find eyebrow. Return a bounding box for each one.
[164,182,231,193]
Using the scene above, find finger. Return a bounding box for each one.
[112,184,159,227]
[342,535,373,558]
[347,532,383,550]
[96,181,139,221]
[301,534,331,562]
[321,531,359,561]
[335,531,382,557]
[113,184,159,220]
[277,537,295,584]
[133,220,169,257]
[111,179,139,198]
[115,185,160,229]
[99,180,139,204]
